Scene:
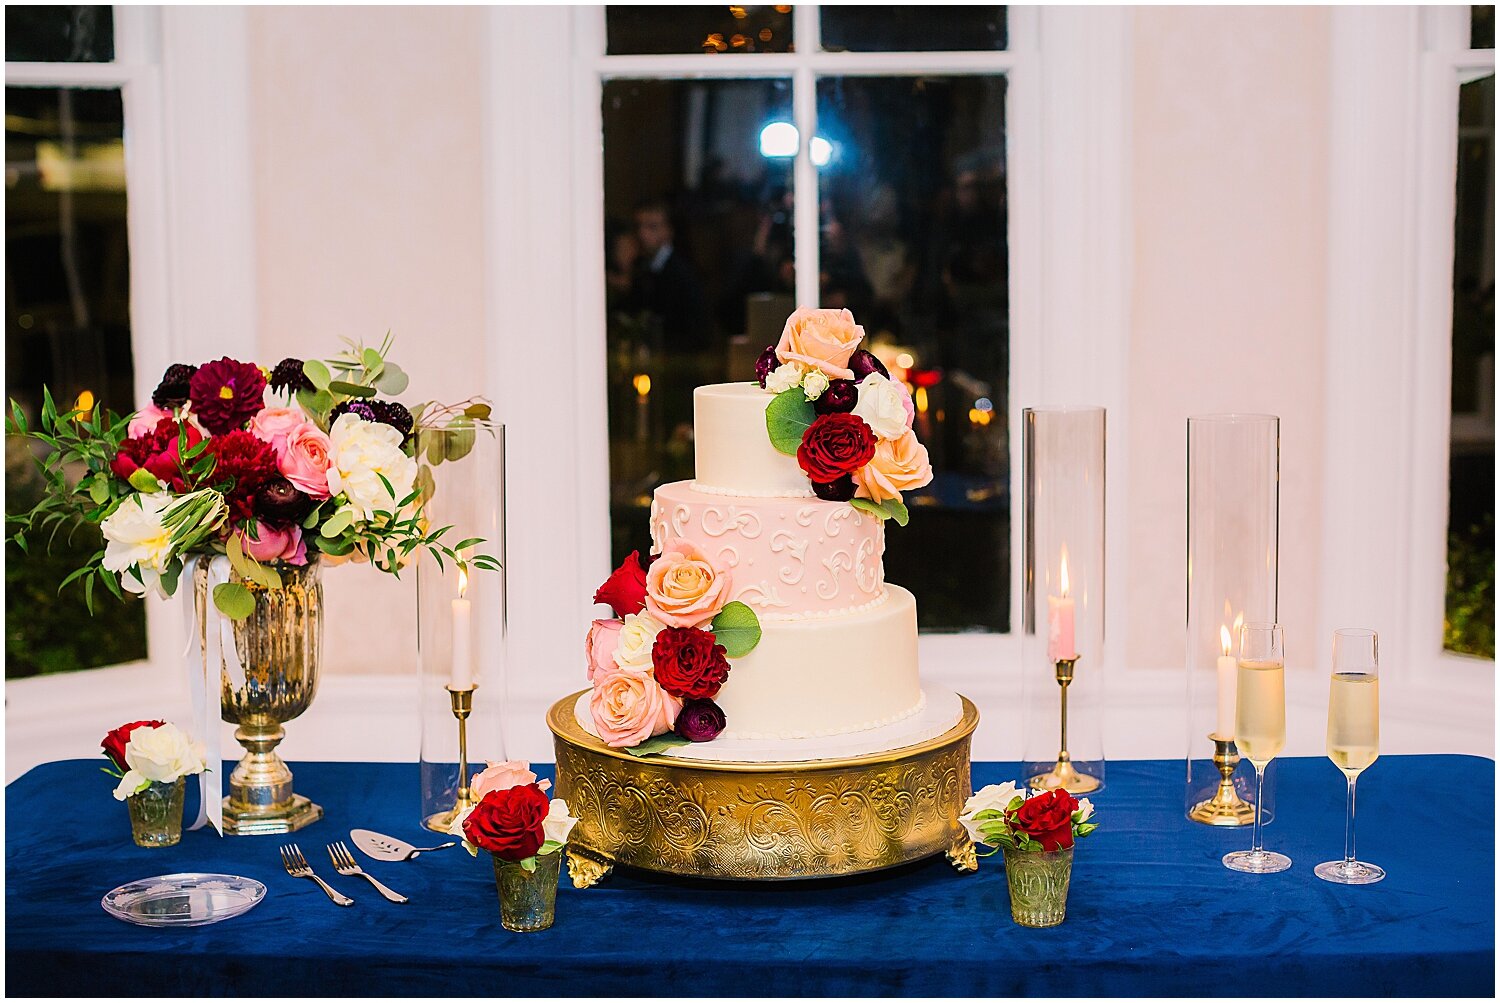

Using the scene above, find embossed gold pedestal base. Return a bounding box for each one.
[547,692,980,884]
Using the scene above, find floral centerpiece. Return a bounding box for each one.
[100,719,207,847]
[449,761,578,932]
[960,783,1099,928]
[754,307,933,523]
[584,543,762,754]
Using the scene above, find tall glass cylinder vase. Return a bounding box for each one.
[1185,414,1279,825]
[1020,406,1106,794]
[416,418,506,832]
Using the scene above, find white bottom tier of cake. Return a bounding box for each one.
[572,687,964,764]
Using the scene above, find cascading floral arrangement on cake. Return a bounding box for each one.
[580,308,944,757]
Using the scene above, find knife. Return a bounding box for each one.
[350,828,456,862]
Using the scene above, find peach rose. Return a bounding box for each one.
[853,428,933,504]
[589,668,682,749]
[645,541,732,628]
[249,406,306,457]
[127,404,173,439]
[279,421,334,500]
[470,759,551,799]
[775,307,865,380]
[585,618,622,681]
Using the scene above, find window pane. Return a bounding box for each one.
[5,85,144,677]
[1446,73,1495,658]
[1473,5,1494,50]
[606,5,794,55]
[816,76,1010,631]
[602,78,795,559]
[5,6,114,63]
[821,6,1006,53]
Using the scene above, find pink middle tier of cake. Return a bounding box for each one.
[649,480,886,620]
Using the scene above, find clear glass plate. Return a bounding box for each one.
[101,872,266,928]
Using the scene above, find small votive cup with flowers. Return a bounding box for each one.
[101,720,208,847]
[960,783,1098,928]
[449,761,578,932]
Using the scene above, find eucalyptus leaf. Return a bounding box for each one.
[213,582,256,620]
[623,733,691,757]
[374,363,408,395]
[764,388,816,456]
[444,418,475,461]
[302,359,331,391]
[463,402,492,421]
[321,508,354,538]
[329,381,377,398]
[362,347,384,372]
[127,469,162,493]
[710,600,762,657]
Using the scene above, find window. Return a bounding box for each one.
[599,6,1015,632]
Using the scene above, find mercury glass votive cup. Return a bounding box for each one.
[1003,846,1073,927]
[492,850,561,932]
[126,778,187,848]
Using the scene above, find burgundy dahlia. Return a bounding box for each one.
[188,357,268,434]
[652,627,730,701]
[151,363,198,409]
[754,345,778,388]
[254,476,316,528]
[109,417,201,492]
[268,357,314,395]
[206,430,279,522]
[813,379,858,415]
[811,474,857,502]
[674,698,727,742]
[848,348,889,382]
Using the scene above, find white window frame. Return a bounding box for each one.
[1321,6,1494,687]
[485,6,1131,705]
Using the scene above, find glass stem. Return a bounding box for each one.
[1344,774,1358,866]
[1250,762,1267,854]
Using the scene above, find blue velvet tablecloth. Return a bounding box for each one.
[6,756,1494,997]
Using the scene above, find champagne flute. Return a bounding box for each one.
[1223,622,1292,873]
[1315,628,1385,884]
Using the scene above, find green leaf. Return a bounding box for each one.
[519,856,537,873]
[883,497,909,527]
[302,359,332,391]
[443,418,476,461]
[213,582,256,620]
[463,402,492,421]
[297,387,334,417]
[320,508,354,538]
[374,362,408,395]
[537,840,564,855]
[87,477,109,505]
[710,600,762,657]
[127,468,162,493]
[849,497,887,520]
[764,388,816,455]
[361,346,384,373]
[329,380,377,398]
[623,733,691,757]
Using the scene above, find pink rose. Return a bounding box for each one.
[236,521,308,566]
[470,759,551,799]
[645,541,732,628]
[775,307,865,380]
[249,406,306,458]
[585,618,622,681]
[127,404,173,439]
[279,421,333,500]
[895,380,916,429]
[853,428,933,505]
[589,668,682,749]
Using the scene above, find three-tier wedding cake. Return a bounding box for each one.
[578,308,963,763]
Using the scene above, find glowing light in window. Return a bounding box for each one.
[759,121,798,158]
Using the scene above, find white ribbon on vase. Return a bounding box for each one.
[183,555,237,835]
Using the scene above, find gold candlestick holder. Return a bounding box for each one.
[1188,733,1256,825]
[423,685,478,833]
[1029,656,1100,794]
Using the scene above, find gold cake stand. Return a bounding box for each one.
[547,692,980,886]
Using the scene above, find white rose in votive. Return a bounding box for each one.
[613,611,665,674]
[958,781,1024,844]
[448,804,481,856]
[101,493,177,599]
[325,413,418,522]
[765,362,808,395]
[801,370,830,401]
[111,723,206,799]
[541,797,579,848]
[1074,797,1094,822]
[852,373,914,440]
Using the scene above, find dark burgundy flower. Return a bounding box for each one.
[462,783,550,861]
[254,476,316,528]
[652,626,730,701]
[811,474,856,502]
[207,430,279,522]
[101,719,164,772]
[189,357,267,434]
[797,413,876,484]
[268,357,313,395]
[329,398,413,443]
[151,364,198,409]
[594,550,648,616]
[110,418,202,492]
[849,349,889,382]
[754,345,778,388]
[674,699,726,742]
[813,379,858,415]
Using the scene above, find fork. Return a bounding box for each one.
[328,841,409,904]
[280,843,354,906]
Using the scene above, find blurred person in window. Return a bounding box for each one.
[606,222,640,311]
[629,199,707,353]
[722,185,795,337]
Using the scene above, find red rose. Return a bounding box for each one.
[652,626,730,700]
[110,418,202,492]
[1009,789,1079,851]
[188,357,267,434]
[594,550,648,616]
[462,783,550,861]
[797,413,876,484]
[207,430,280,522]
[101,719,164,771]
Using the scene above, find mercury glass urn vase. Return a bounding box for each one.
[126,777,187,847]
[1003,847,1073,928]
[195,555,325,835]
[492,851,561,932]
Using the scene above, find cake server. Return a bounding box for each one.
[350,828,456,862]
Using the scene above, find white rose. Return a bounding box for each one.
[801,370,830,401]
[958,781,1024,845]
[1074,797,1094,822]
[111,723,205,799]
[325,413,418,522]
[101,493,176,598]
[541,797,579,848]
[614,611,665,673]
[448,804,481,856]
[765,361,808,395]
[852,373,913,440]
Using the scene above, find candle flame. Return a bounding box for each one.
[1059,547,1070,597]
[458,565,469,598]
[1220,624,1232,656]
[633,373,651,397]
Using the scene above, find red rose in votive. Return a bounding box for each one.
[462,783,550,861]
[593,550,648,616]
[1009,789,1079,851]
[797,413,876,484]
[101,720,165,771]
[652,626,730,701]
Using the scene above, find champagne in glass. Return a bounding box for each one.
[1316,628,1385,884]
[1223,623,1292,873]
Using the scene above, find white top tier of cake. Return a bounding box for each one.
[692,382,811,497]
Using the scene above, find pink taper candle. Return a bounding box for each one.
[1047,550,1077,662]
